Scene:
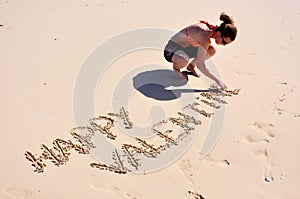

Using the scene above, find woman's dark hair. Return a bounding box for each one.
[215,12,237,41]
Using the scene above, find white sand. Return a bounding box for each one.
[1,0,300,198]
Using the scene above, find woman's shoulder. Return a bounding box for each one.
[190,25,210,39]
[190,22,211,31]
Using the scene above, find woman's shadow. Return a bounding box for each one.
[133,69,210,101]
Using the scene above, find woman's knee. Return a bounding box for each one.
[172,50,189,67]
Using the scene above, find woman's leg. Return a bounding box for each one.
[187,45,216,76]
[172,50,190,78]
[187,58,200,77]
[172,50,189,69]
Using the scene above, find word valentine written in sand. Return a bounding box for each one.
[25,87,240,174]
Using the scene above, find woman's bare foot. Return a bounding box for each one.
[187,64,200,77]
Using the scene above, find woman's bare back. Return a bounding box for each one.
[170,23,211,48]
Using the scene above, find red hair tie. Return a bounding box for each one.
[199,20,216,30]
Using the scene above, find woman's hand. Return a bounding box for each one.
[217,80,227,90]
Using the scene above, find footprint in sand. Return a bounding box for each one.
[186,190,205,199]
[264,165,274,183]
[89,183,121,194]
[3,187,38,199]
[271,81,298,117]
[248,121,275,138]
[89,174,121,194]
[124,192,138,199]
[177,159,194,183]
[235,71,253,76]
[294,114,300,119]
[244,134,270,144]
[279,172,285,181]
[273,104,285,116]
[264,166,286,183]
[277,94,287,102]
[203,156,230,167]
[89,174,139,198]
[251,148,269,159]
[275,81,296,100]
[264,175,274,183]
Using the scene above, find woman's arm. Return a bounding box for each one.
[195,46,227,89]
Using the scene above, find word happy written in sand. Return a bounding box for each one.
[25,88,240,174]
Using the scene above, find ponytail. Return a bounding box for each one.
[219,12,234,25]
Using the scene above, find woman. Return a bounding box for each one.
[164,12,237,89]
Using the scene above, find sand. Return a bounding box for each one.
[1,0,300,198]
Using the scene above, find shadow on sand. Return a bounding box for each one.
[133,69,213,101]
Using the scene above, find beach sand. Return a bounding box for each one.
[1,0,300,198]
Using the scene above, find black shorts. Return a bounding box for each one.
[163,40,198,62]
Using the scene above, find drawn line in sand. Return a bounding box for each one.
[25,88,240,174]
[24,112,123,173]
[108,107,133,129]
